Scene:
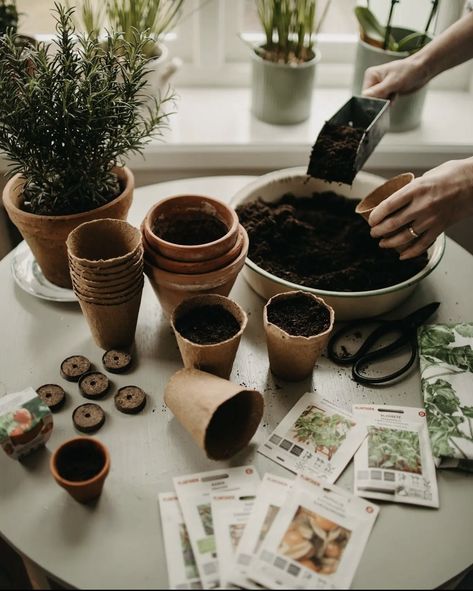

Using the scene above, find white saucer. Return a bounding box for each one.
[11,241,77,302]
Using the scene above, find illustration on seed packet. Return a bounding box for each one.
[278,506,351,576]
[257,504,280,552]
[0,397,49,443]
[258,392,366,483]
[179,523,200,581]
[367,427,422,474]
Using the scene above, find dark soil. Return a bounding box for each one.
[55,440,105,482]
[236,192,428,292]
[308,123,365,184]
[267,294,330,337]
[153,213,228,245]
[175,305,241,344]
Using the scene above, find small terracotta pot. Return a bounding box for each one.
[144,227,249,317]
[142,224,245,275]
[50,437,110,503]
[3,166,134,288]
[355,173,415,222]
[67,218,142,268]
[143,194,239,262]
[264,291,335,381]
[77,289,143,349]
[171,294,248,379]
[164,368,264,460]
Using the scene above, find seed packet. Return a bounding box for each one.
[353,404,439,508]
[227,473,293,590]
[158,493,202,590]
[258,392,366,483]
[247,475,379,590]
[211,475,261,589]
[418,323,473,471]
[173,466,260,589]
[0,387,53,460]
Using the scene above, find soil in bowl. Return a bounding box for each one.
[267,293,331,337]
[308,123,365,184]
[174,304,241,345]
[237,192,428,292]
[153,213,228,246]
[55,438,105,482]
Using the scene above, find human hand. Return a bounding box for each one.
[368,158,473,259]
[362,56,430,100]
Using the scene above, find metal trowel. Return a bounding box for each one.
[307,95,390,185]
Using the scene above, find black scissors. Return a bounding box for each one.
[327,302,440,386]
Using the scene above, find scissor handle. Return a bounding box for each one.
[328,319,391,364]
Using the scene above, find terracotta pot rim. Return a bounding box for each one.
[171,294,248,349]
[143,194,239,259]
[264,291,335,341]
[3,166,134,223]
[50,436,110,488]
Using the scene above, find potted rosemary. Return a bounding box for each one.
[248,0,323,125]
[0,4,172,288]
[352,0,439,131]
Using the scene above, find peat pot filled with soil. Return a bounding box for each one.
[264,291,335,381]
[231,168,445,320]
[171,294,248,379]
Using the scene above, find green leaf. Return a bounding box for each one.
[424,379,460,414]
[461,406,473,419]
[455,324,473,338]
[419,325,455,350]
[396,31,430,53]
[354,6,398,51]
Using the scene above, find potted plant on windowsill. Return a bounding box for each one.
[76,0,185,95]
[353,0,439,132]
[0,4,173,288]
[246,0,328,125]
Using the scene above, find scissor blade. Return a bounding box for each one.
[404,302,440,329]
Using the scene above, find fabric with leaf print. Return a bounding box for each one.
[418,323,473,470]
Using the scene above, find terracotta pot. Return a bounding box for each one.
[171,294,248,379]
[3,166,134,288]
[355,173,415,222]
[50,437,110,503]
[164,368,264,460]
[143,194,239,262]
[143,224,245,275]
[263,291,335,381]
[67,218,142,269]
[144,227,249,317]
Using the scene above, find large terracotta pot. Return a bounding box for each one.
[2,166,134,288]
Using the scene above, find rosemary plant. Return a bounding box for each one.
[255,0,319,64]
[355,0,440,53]
[0,4,174,216]
[0,0,18,36]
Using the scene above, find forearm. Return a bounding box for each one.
[410,11,473,82]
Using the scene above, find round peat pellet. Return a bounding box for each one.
[78,372,110,399]
[72,403,105,433]
[60,355,91,382]
[36,384,66,412]
[102,349,133,374]
[114,386,146,415]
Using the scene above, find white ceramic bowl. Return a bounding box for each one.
[231,167,445,320]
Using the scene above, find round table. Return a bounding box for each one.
[0,176,472,590]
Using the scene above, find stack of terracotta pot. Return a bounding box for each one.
[67,219,144,349]
[142,195,249,317]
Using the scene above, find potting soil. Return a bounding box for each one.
[56,440,105,481]
[175,305,240,344]
[237,192,427,292]
[267,294,330,337]
[153,213,228,245]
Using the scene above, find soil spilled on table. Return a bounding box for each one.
[56,440,105,482]
[237,192,427,292]
[153,213,228,246]
[175,305,241,345]
[267,294,331,337]
[308,123,365,184]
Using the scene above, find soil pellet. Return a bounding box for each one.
[78,372,110,399]
[267,294,331,337]
[72,403,105,433]
[114,386,147,414]
[174,305,240,345]
[55,439,105,481]
[60,355,91,382]
[36,384,66,412]
[102,349,132,374]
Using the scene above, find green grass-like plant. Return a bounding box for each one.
[0,3,174,216]
[0,0,18,36]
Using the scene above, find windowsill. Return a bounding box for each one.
[125,86,473,172]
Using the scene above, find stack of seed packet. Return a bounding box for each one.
[158,466,379,589]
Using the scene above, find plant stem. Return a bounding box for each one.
[417,0,439,49]
[383,0,399,50]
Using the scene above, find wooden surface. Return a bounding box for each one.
[0,175,472,589]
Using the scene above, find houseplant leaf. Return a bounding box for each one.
[354,6,398,51]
